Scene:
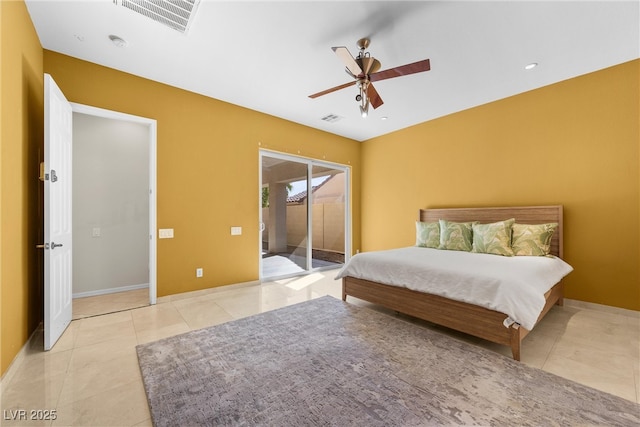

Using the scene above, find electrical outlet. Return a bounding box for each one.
[196,268,203,278]
[231,226,242,236]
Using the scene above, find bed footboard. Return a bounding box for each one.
[342,276,562,361]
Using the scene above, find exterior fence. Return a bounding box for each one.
[262,203,345,253]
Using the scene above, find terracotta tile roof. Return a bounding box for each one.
[286,176,332,204]
[286,187,316,204]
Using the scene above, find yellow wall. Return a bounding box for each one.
[0,0,3,378]
[362,60,640,311]
[0,0,44,375]
[43,51,361,298]
[0,0,3,380]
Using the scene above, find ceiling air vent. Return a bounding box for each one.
[116,0,200,34]
[321,114,343,123]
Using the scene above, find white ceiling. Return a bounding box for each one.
[25,0,639,142]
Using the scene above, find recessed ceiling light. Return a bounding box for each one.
[381,116,388,121]
[525,62,538,70]
[108,34,128,48]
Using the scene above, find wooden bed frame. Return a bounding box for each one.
[342,205,565,361]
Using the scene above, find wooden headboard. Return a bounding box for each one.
[420,205,563,259]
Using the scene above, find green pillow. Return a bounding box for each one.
[471,219,515,256]
[438,219,475,252]
[511,223,558,256]
[416,221,440,248]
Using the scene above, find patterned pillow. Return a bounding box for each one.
[416,221,440,248]
[511,223,558,256]
[471,219,515,256]
[438,219,475,252]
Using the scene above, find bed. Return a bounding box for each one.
[339,205,571,361]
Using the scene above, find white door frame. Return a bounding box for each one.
[70,103,158,304]
[258,149,351,281]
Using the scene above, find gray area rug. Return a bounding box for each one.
[137,296,639,426]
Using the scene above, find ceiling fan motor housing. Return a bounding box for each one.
[356,57,381,76]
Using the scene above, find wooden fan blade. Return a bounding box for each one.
[308,81,356,99]
[332,46,363,77]
[367,83,384,109]
[370,58,431,82]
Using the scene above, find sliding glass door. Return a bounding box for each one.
[261,155,310,277]
[310,164,346,267]
[259,151,349,280]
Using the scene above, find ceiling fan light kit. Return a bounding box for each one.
[359,99,369,118]
[309,38,431,119]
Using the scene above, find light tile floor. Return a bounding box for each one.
[72,289,149,320]
[1,269,638,426]
[261,253,340,279]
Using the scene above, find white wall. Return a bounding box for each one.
[72,114,149,296]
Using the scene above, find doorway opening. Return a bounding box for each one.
[259,151,350,280]
[70,104,157,319]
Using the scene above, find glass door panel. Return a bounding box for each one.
[261,154,309,278]
[310,165,346,269]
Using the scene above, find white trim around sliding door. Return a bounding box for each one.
[258,149,351,281]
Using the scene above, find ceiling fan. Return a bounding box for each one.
[309,38,431,118]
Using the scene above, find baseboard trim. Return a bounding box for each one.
[564,298,640,319]
[0,323,43,388]
[73,283,149,299]
[157,280,260,304]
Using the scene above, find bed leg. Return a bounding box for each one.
[511,344,521,362]
[556,281,564,306]
[510,327,521,362]
[341,279,347,302]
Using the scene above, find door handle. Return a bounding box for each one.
[51,242,63,249]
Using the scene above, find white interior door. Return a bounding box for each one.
[44,74,73,350]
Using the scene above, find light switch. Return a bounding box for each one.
[159,228,174,239]
[231,226,242,236]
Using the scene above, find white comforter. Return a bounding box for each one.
[336,247,573,330]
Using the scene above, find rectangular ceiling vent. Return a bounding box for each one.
[321,114,343,123]
[117,0,200,34]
